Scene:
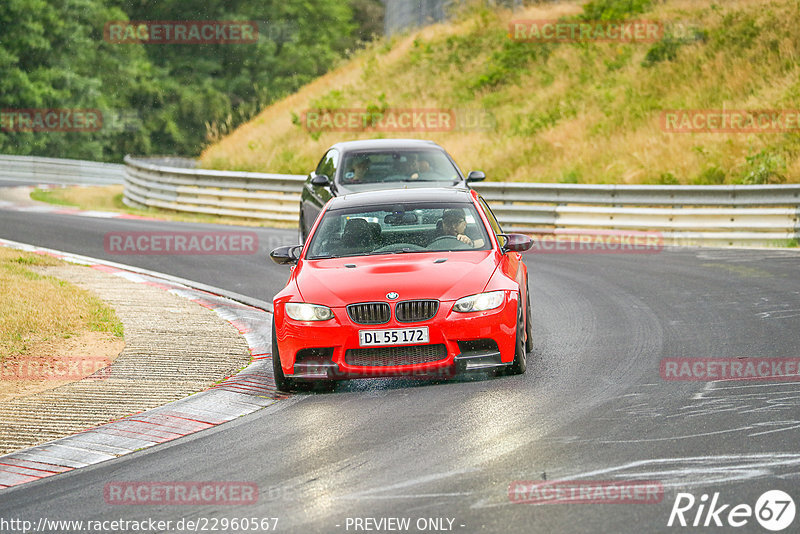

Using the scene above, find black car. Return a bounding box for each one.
[298,139,486,241]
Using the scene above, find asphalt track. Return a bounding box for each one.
[1,180,799,533]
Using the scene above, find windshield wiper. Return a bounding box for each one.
[368,247,419,255]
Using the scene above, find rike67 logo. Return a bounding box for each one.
[668,490,795,531]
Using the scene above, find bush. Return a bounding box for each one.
[560,169,581,183]
[581,0,653,21]
[653,172,680,185]
[471,37,551,90]
[708,12,761,51]
[693,166,726,185]
[738,150,787,184]
[642,35,683,66]
[642,24,706,67]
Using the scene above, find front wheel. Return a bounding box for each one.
[272,320,295,392]
[506,292,527,375]
[525,280,533,352]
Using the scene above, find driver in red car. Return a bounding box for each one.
[441,209,485,248]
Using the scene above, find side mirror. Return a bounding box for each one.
[467,170,486,182]
[270,245,303,265]
[498,234,532,253]
[311,174,330,187]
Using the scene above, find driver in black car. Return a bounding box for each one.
[347,156,371,183]
[409,154,434,181]
[440,209,485,248]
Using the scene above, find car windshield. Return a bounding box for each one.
[306,202,491,259]
[339,149,460,185]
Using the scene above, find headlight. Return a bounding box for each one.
[285,302,334,321]
[453,291,505,313]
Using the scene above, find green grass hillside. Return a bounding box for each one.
[200,0,800,184]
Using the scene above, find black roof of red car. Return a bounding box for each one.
[329,187,476,210]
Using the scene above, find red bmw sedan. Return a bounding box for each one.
[270,188,533,392]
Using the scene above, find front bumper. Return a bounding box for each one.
[274,295,519,379]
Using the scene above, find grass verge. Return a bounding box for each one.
[200,0,800,184]
[30,186,123,210]
[30,186,288,227]
[0,248,123,359]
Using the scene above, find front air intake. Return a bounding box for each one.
[395,300,439,323]
[347,302,391,325]
[345,344,447,367]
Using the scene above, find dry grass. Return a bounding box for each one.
[30,186,286,227]
[200,0,800,185]
[0,247,123,358]
[30,185,125,211]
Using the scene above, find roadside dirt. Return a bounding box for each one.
[0,331,124,403]
[0,263,251,456]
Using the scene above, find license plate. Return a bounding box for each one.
[359,327,429,347]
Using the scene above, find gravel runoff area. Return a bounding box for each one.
[0,263,252,456]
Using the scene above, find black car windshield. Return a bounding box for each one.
[339,149,460,185]
[306,202,491,259]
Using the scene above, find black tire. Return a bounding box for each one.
[525,281,533,352]
[272,320,295,393]
[507,292,527,375]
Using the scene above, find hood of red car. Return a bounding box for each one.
[294,251,497,306]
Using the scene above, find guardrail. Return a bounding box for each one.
[475,183,800,247]
[4,154,797,247]
[123,155,305,225]
[123,156,799,247]
[0,155,124,185]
